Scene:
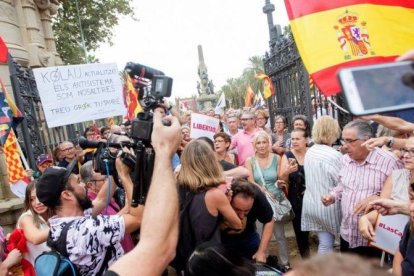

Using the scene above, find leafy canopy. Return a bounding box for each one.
[53,0,135,64]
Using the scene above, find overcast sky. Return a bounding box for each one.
[96,0,289,100]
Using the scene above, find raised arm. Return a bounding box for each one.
[108,108,181,276]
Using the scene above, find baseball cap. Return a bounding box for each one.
[36,154,52,166]
[36,160,77,208]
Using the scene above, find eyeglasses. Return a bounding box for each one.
[61,146,74,152]
[275,121,284,125]
[240,118,254,121]
[256,117,266,121]
[401,148,414,157]
[90,178,107,184]
[340,138,360,145]
[214,139,226,143]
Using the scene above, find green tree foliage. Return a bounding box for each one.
[218,56,264,109]
[53,0,135,64]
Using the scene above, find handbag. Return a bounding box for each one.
[254,157,294,222]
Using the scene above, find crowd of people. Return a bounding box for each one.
[0,51,414,276]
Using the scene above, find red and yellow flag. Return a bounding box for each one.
[3,130,27,183]
[123,73,142,121]
[284,0,414,95]
[256,73,275,99]
[245,85,255,107]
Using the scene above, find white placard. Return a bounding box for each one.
[370,214,409,255]
[33,63,126,128]
[190,113,220,141]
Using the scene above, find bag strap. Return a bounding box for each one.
[47,220,76,258]
[253,157,266,187]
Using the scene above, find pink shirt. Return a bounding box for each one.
[330,148,403,248]
[230,128,259,165]
[88,192,135,253]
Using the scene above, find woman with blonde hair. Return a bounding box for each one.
[175,139,242,271]
[245,130,290,270]
[301,116,342,254]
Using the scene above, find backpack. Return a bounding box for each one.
[35,220,78,276]
[170,188,196,272]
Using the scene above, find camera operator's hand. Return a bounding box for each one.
[152,108,181,158]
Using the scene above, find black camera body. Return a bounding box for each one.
[125,62,173,144]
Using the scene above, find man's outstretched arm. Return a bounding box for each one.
[108,109,181,275]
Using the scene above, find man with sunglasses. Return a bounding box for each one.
[322,120,403,258]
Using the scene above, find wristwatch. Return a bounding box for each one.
[386,136,395,148]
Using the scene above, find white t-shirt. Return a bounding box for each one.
[17,210,50,265]
[48,210,125,276]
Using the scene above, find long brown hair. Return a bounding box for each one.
[177,140,225,192]
[24,181,51,228]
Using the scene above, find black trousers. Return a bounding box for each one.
[340,236,382,259]
[291,200,310,258]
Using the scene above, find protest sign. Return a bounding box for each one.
[190,113,220,141]
[370,214,409,254]
[33,63,125,128]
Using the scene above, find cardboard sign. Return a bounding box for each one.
[370,214,409,255]
[33,63,125,128]
[190,113,220,141]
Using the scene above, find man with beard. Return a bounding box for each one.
[36,149,144,275]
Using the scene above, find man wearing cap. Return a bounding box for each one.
[28,154,53,179]
[36,108,181,275]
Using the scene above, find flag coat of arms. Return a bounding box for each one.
[284,0,414,95]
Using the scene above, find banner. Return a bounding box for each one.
[190,113,220,141]
[284,0,414,95]
[33,63,125,127]
[370,214,409,254]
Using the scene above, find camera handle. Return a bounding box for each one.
[131,141,155,207]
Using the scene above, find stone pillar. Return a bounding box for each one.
[0,0,63,233]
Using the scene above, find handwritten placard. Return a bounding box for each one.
[190,113,220,141]
[33,63,125,128]
[370,214,409,255]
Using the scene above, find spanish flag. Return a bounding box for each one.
[245,85,255,107]
[123,73,143,121]
[285,0,414,96]
[0,36,7,63]
[256,73,275,99]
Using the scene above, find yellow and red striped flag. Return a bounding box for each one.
[284,0,414,96]
[3,130,27,184]
[245,85,255,107]
[255,73,274,99]
[123,73,142,121]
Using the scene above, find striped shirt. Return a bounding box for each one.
[330,148,403,248]
[302,144,342,236]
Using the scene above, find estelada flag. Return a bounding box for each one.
[256,73,275,99]
[123,73,142,121]
[0,78,24,146]
[284,0,414,96]
[245,85,255,107]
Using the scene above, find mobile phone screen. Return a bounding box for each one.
[339,61,414,115]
